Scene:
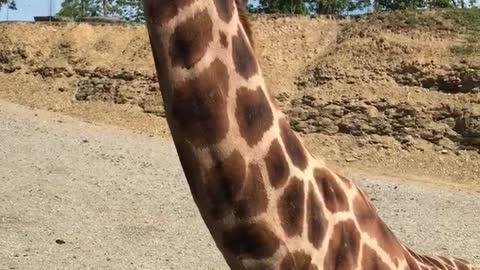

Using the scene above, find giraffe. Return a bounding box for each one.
[143,0,478,269]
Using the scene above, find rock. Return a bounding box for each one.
[345,157,357,162]
[292,121,308,132]
[55,239,66,245]
[455,116,480,137]
[114,70,136,81]
[390,61,480,93]
[324,104,344,117]
[3,64,21,73]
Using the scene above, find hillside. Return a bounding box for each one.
[0,10,479,188]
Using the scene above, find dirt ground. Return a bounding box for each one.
[0,100,478,269]
[0,11,479,190]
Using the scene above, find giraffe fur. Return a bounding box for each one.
[143,1,478,269]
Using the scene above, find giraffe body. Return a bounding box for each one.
[143,1,478,269]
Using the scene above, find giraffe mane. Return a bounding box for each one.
[235,0,255,49]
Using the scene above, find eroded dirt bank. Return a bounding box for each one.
[0,11,479,187]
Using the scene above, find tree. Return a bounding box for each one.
[372,0,426,11]
[256,0,310,14]
[426,0,454,8]
[0,0,16,10]
[307,0,351,14]
[115,0,144,22]
[372,0,475,10]
[58,0,105,19]
[58,0,143,21]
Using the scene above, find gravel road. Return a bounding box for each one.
[0,100,478,270]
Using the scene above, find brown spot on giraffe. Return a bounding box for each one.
[214,0,254,47]
[232,25,258,79]
[454,259,472,270]
[404,251,421,270]
[336,172,353,188]
[279,118,308,170]
[444,260,458,270]
[144,0,195,25]
[219,31,228,48]
[361,244,390,270]
[444,263,457,270]
[206,150,246,219]
[213,0,234,22]
[173,140,202,204]
[324,220,361,270]
[313,168,349,213]
[278,177,305,237]
[406,248,435,270]
[456,258,472,264]
[352,190,405,266]
[169,9,213,69]
[280,251,318,270]
[307,182,328,249]
[222,221,280,259]
[235,86,274,147]
[234,163,268,219]
[171,58,229,147]
[406,247,422,261]
[264,139,290,188]
[424,256,448,269]
[440,257,459,270]
[234,0,255,48]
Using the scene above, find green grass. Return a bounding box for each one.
[450,45,480,56]
[341,8,480,56]
[444,9,480,56]
[444,8,480,33]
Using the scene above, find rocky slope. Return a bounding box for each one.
[0,10,479,186]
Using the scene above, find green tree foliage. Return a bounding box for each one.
[255,0,478,12]
[308,0,351,14]
[115,0,144,22]
[374,0,426,10]
[0,0,16,10]
[57,0,478,20]
[427,0,455,8]
[58,0,143,21]
[256,0,310,14]
[371,0,460,10]
[58,0,113,19]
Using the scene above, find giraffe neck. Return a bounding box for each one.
[144,1,477,270]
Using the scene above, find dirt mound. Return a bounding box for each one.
[0,16,334,114]
[289,95,480,149]
[0,10,479,187]
[293,9,480,154]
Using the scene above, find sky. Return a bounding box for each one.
[0,0,63,21]
[0,0,479,21]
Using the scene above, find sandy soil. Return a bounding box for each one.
[0,100,478,270]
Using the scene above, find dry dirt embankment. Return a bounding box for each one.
[0,11,479,188]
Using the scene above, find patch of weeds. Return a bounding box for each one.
[450,45,480,56]
[465,35,478,44]
[443,8,480,33]
[445,9,480,56]
[404,12,419,26]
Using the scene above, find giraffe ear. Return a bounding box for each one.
[234,0,255,49]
